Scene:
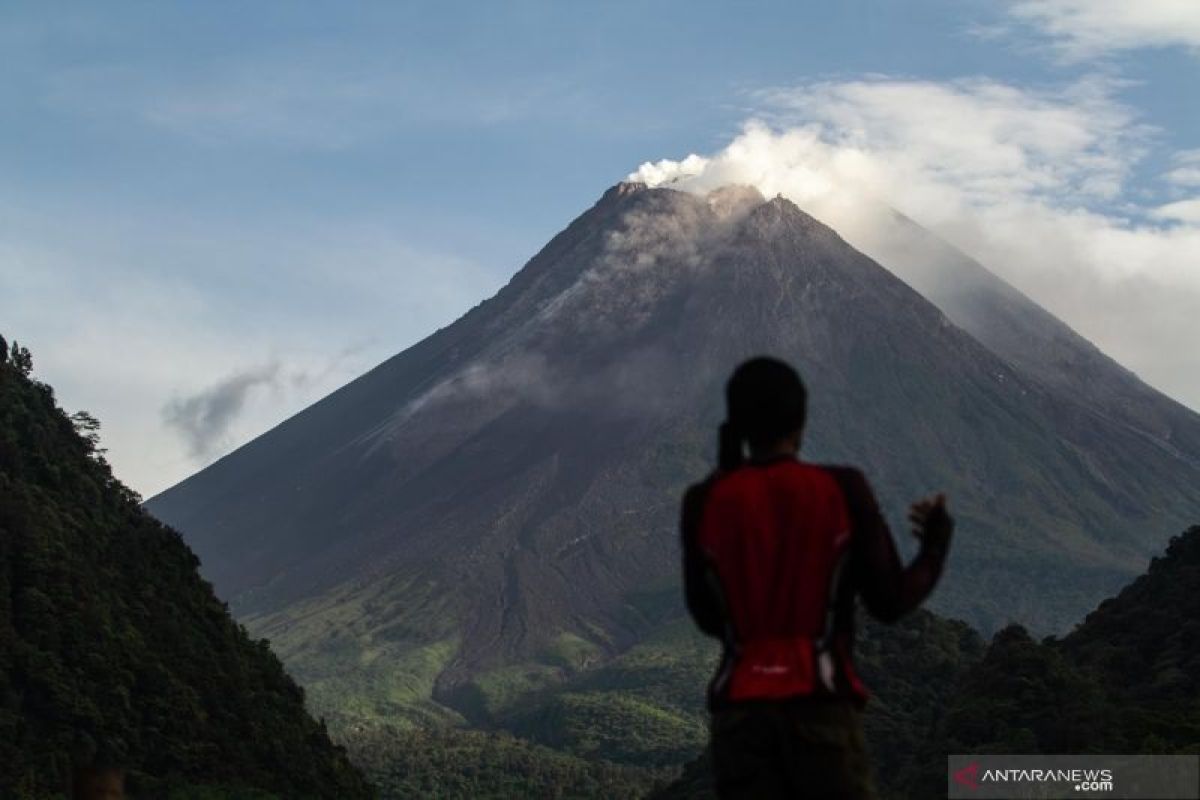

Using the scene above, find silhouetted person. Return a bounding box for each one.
[71,766,126,800]
[681,357,953,799]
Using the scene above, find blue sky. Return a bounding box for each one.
[3,1,1199,496]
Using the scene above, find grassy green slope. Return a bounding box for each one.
[502,619,717,768]
[342,725,660,800]
[244,571,466,730]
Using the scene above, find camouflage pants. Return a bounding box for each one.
[710,699,878,800]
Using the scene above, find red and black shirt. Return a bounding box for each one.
[681,456,950,709]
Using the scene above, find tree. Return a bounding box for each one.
[70,410,106,456]
[9,339,33,376]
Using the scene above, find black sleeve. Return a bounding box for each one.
[828,467,951,623]
[680,479,725,639]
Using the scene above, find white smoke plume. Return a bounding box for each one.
[163,362,283,459]
[163,343,371,460]
[628,77,1200,412]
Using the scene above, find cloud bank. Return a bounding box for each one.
[629,77,1200,412]
[1007,0,1200,59]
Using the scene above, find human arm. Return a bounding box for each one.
[680,479,725,638]
[829,468,953,623]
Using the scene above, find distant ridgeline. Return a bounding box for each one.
[651,524,1200,800]
[0,337,372,798]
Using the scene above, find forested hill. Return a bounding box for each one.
[0,336,372,798]
[651,524,1200,800]
[939,524,1200,755]
[1061,524,1200,727]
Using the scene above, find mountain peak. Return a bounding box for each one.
[704,184,764,219]
[603,180,648,201]
[737,190,827,238]
[763,191,810,215]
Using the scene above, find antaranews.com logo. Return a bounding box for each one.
[947,755,1198,799]
[954,762,1113,792]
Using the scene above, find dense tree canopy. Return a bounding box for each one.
[651,526,1200,799]
[0,338,372,798]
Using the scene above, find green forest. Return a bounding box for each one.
[652,524,1200,798]
[0,336,371,798]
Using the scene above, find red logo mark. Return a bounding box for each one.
[954,762,981,790]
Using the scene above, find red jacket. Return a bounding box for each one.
[681,456,950,708]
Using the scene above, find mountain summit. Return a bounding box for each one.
[147,184,1200,720]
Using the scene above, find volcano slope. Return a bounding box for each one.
[147,183,1200,737]
[830,201,1200,465]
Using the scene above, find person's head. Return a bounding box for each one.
[719,356,808,470]
[71,766,125,800]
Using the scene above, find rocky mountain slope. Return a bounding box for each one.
[146,182,1200,734]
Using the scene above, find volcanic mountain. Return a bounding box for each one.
[146,183,1200,723]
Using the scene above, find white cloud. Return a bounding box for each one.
[1008,0,1200,58]
[635,78,1148,213]
[1152,198,1200,224]
[629,154,708,187]
[629,77,1200,412]
[1165,150,1200,188]
[0,209,501,497]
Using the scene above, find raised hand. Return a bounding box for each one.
[908,493,953,551]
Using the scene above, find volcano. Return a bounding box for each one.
[146,182,1200,721]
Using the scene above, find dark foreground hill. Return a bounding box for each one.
[652,524,1200,799]
[932,523,1200,756]
[0,337,371,798]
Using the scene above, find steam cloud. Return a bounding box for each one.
[163,342,370,460]
[163,363,282,459]
[628,77,1200,412]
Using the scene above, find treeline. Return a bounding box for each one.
[0,336,372,798]
[652,524,1200,799]
[343,724,658,799]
